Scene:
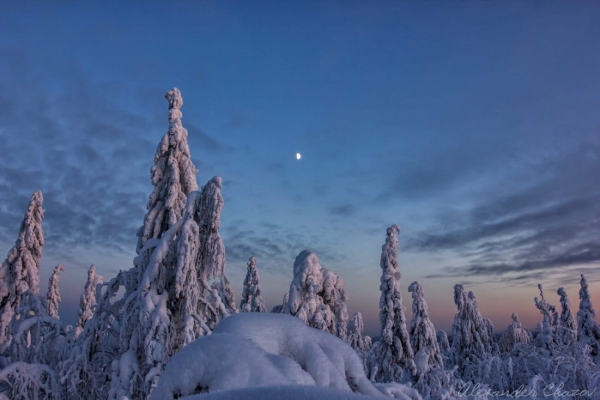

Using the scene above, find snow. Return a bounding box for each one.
[148,333,315,400]
[46,264,65,319]
[284,249,349,340]
[2,87,600,400]
[366,225,416,383]
[240,256,267,313]
[0,191,45,348]
[74,265,103,339]
[181,385,388,400]
[213,313,389,398]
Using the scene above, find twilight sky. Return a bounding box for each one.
[1,1,599,336]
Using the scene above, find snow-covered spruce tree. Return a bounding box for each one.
[74,265,103,339]
[533,284,559,350]
[240,256,267,313]
[0,191,44,349]
[498,313,532,353]
[556,287,577,346]
[60,272,124,400]
[136,87,198,256]
[449,284,493,380]
[5,289,64,367]
[366,225,416,383]
[408,281,443,374]
[577,274,600,356]
[115,176,236,399]
[270,293,289,313]
[283,249,349,340]
[46,264,65,319]
[347,312,372,359]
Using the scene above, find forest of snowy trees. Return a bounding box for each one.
[0,88,599,400]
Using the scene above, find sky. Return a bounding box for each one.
[0,1,599,336]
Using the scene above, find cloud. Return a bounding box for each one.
[330,204,356,216]
[410,142,600,284]
[222,219,345,277]
[0,50,163,262]
[186,123,228,152]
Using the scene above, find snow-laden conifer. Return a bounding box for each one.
[4,288,64,366]
[534,284,559,350]
[498,313,532,353]
[240,256,267,313]
[0,191,44,347]
[577,274,600,356]
[116,176,236,398]
[270,293,288,313]
[408,281,443,374]
[136,87,198,255]
[46,264,65,319]
[557,287,577,346]
[61,273,124,400]
[366,225,416,382]
[284,249,349,340]
[347,312,372,359]
[74,265,103,339]
[449,284,493,376]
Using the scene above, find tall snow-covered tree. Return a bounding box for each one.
[577,274,600,356]
[136,87,198,255]
[557,287,577,346]
[347,312,371,359]
[534,284,559,350]
[498,313,532,353]
[74,265,103,339]
[60,272,124,400]
[366,225,416,383]
[240,256,267,313]
[449,284,493,376]
[46,264,65,319]
[0,191,45,347]
[116,176,236,399]
[408,281,443,375]
[284,249,349,340]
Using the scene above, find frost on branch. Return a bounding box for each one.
[498,313,532,353]
[5,289,64,368]
[449,284,493,378]
[62,273,124,400]
[0,191,45,348]
[347,312,372,360]
[534,284,559,351]
[557,287,577,346]
[74,265,103,339]
[408,281,443,374]
[577,274,600,357]
[136,87,198,255]
[240,256,267,313]
[0,361,59,400]
[46,264,65,319]
[284,249,349,340]
[366,225,416,383]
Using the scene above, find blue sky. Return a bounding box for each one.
[1,1,599,335]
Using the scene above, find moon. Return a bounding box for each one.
[296,153,301,160]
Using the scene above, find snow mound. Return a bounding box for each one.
[213,312,393,398]
[181,385,387,400]
[149,333,315,400]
